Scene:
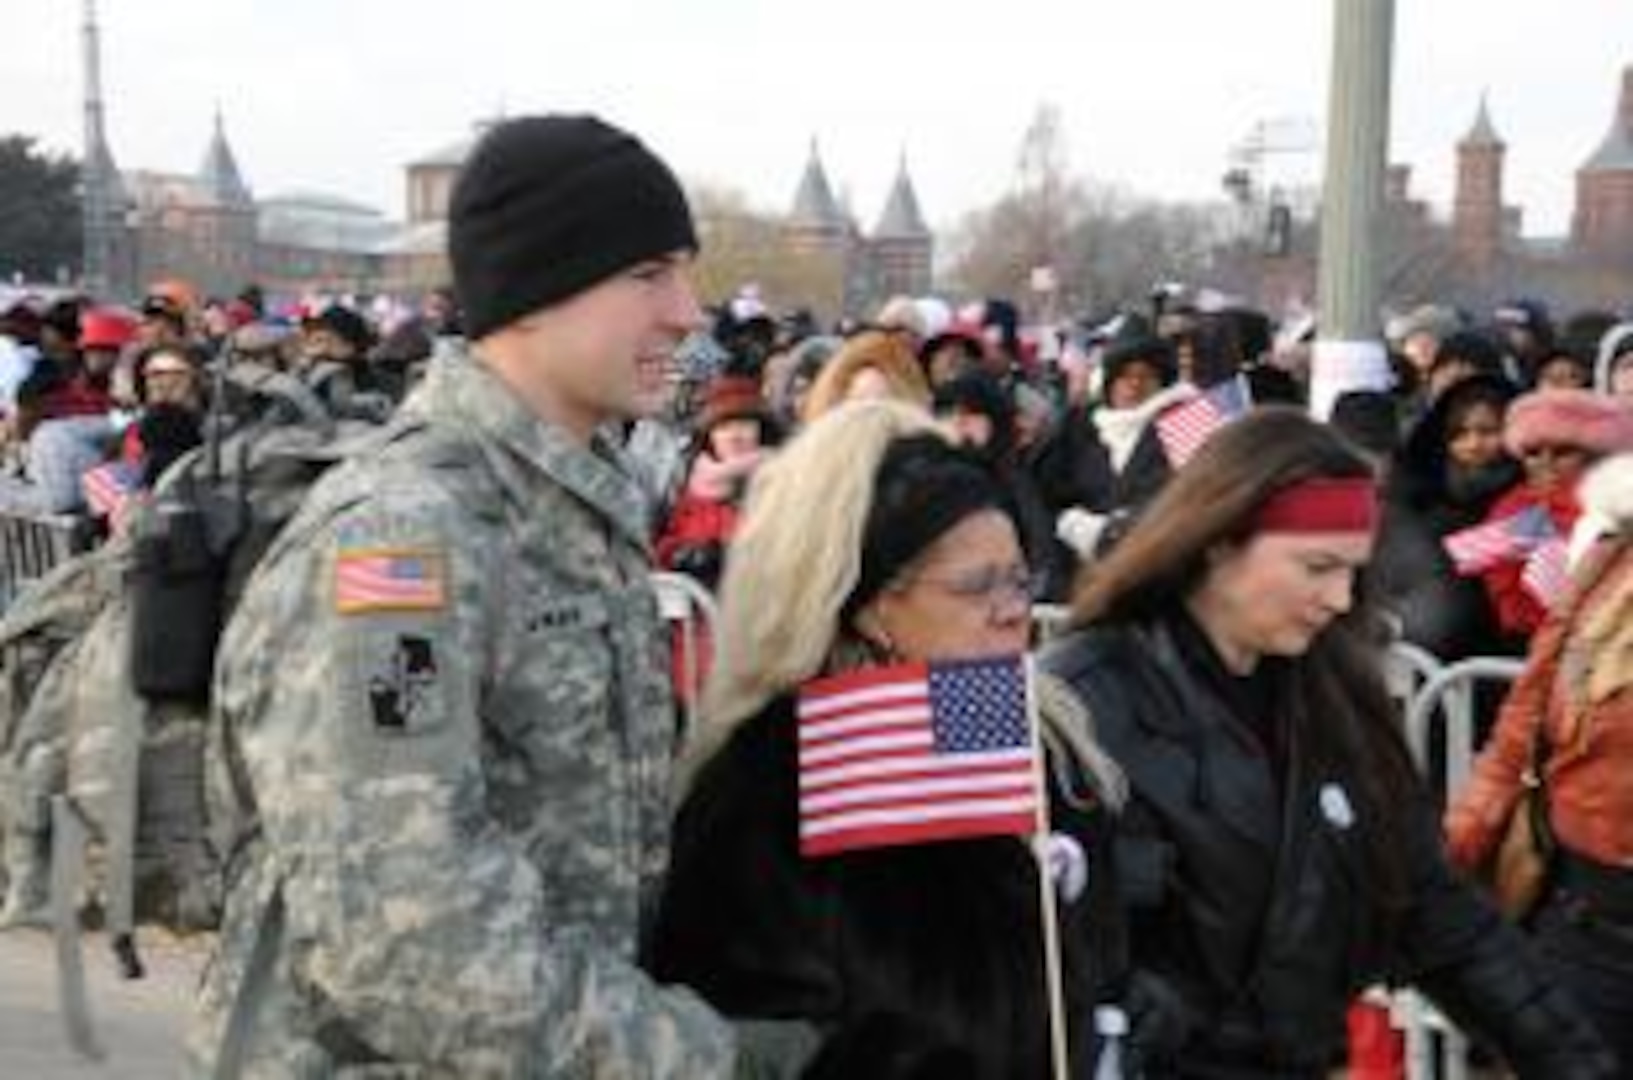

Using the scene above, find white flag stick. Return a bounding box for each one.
[1024,656,1071,1080]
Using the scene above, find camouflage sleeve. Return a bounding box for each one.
[232,481,737,1077]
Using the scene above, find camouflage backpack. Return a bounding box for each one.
[0,357,391,1058]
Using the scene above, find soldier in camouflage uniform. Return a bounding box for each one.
[190,115,739,1077]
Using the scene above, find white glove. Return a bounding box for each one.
[1043,832,1089,902]
[1056,507,1109,559]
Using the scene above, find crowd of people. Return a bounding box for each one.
[0,111,1631,1077]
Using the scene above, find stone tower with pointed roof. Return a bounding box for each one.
[781,140,936,316]
[869,154,933,298]
[786,139,849,256]
[1452,95,1508,271]
[1572,66,1633,263]
[80,0,135,297]
[199,110,254,208]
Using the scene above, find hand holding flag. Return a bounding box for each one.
[1443,504,1556,576]
[81,460,139,520]
[1155,376,1252,468]
[1520,536,1571,612]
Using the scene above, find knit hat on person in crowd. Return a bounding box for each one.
[139,294,188,336]
[697,374,777,438]
[933,369,1018,463]
[79,308,137,350]
[303,304,374,355]
[1329,390,1401,461]
[1597,322,1633,394]
[1430,331,1505,381]
[845,433,1011,621]
[1099,333,1177,391]
[448,114,698,340]
[1493,297,1553,338]
[1503,388,1633,459]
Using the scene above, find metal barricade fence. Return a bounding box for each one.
[0,511,94,613]
[1391,652,1526,1080]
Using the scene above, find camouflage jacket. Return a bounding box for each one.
[190,347,736,1078]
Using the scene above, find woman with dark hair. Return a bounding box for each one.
[1377,373,1520,659]
[649,401,1128,1077]
[1042,407,1614,1077]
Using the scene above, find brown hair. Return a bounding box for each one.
[1074,406,1421,926]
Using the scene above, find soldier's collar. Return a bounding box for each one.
[427,350,651,551]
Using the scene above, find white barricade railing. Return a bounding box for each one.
[1385,640,1444,715]
[1402,656,1524,804]
[649,571,721,742]
[1391,652,1526,1080]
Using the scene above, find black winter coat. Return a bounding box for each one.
[1028,404,1171,521]
[648,695,1126,1078]
[1026,406,1173,600]
[1043,616,1616,1079]
[1375,458,1522,661]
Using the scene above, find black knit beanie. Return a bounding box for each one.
[449,115,698,340]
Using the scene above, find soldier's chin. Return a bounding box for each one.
[628,385,669,419]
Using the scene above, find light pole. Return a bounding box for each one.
[1311,0,1397,419]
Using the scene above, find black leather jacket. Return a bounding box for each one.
[1043,616,1617,1079]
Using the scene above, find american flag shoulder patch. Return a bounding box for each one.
[334,546,448,615]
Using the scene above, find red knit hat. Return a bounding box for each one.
[1503,389,1633,458]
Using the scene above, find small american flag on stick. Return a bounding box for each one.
[1155,376,1252,468]
[796,657,1040,858]
[1520,537,1571,612]
[1443,505,1556,576]
[81,460,139,519]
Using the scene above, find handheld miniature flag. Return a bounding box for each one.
[1520,537,1571,612]
[81,460,139,520]
[1443,505,1556,576]
[1155,376,1252,467]
[796,657,1039,857]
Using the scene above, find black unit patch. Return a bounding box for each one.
[367,635,439,730]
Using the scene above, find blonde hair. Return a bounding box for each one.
[800,329,932,422]
[681,398,1124,807]
[690,400,936,765]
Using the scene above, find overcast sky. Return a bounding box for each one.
[2,1,1630,238]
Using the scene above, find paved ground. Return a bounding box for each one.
[0,928,203,1078]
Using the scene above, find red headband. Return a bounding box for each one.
[1253,476,1379,535]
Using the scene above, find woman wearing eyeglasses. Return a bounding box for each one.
[647,400,1129,1077]
[1041,408,1614,1078]
[1476,389,1633,639]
